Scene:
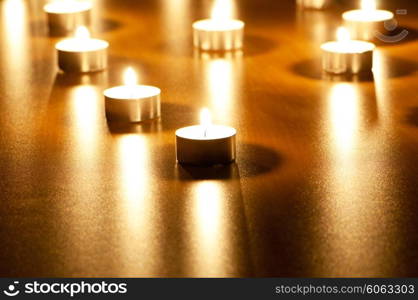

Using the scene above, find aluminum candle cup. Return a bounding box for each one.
[342,0,394,41]
[321,41,375,74]
[44,1,92,36]
[193,19,244,51]
[176,125,236,165]
[296,0,331,10]
[55,27,108,73]
[104,85,161,123]
[321,28,375,74]
[176,108,236,165]
[193,0,244,51]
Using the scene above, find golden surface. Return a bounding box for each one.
[0,0,418,277]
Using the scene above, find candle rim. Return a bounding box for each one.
[193,19,245,31]
[176,125,236,140]
[55,38,109,52]
[44,1,92,14]
[321,40,375,53]
[104,85,161,100]
[342,9,394,22]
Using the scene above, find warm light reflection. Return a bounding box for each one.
[123,67,138,86]
[371,48,385,78]
[195,182,222,236]
[370,49,393,128]
[161,0,191,54]
[207,58,234,119]
[211,0,233,20]
[337,27,350,42]
[60,82,104,269]
[296,9,330,44]
[190,181,226,276]
[329,83,359,155]
[370,49,390,120]
[117,134,157,275]
[2,0,28,76]
[118,134,148,207]
[319,79,397,276]
[320,82,363,275]
[75,26,90,39]
[71,85,100,158]
[361,0,376,11]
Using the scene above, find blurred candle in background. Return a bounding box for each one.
[321,27,375,74]
[55,26,108,73]
[343,0,394,41]
[44,0,92,36]
[193,0,244,51]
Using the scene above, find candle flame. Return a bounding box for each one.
[361,0,376,11]
[211,0,233,20]
[123,67,138,86]
[337,27,350,42]
[75,26,90,39]
[200,108,212,127]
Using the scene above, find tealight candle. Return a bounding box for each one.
[296,0,330,10]
[321,27,375,74]
[44,0,92,36]
[343,0,394,41]
[176,108,236,165]
[56,26,108,73]
[104,67,161,123]
[193,0,245,51]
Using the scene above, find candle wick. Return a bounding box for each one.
[203,125,210,138]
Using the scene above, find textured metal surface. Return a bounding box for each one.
[176,128,236,165]
[0,0,418,277]
[321,47,373,74]
[193,20,244,51]
[57,46,108,73]
[343,17,393,41]
[45,7,91,36]
[104,89,161,123]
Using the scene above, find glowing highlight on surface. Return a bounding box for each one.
[118,134,148,205]
[207,58,234,119]
[329,83,359,155]
[2,0,28,75]
[71,85,100,147]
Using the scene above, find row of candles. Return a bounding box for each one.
[44,0,393,166]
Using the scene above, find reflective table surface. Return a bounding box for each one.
[0,0,418,277]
